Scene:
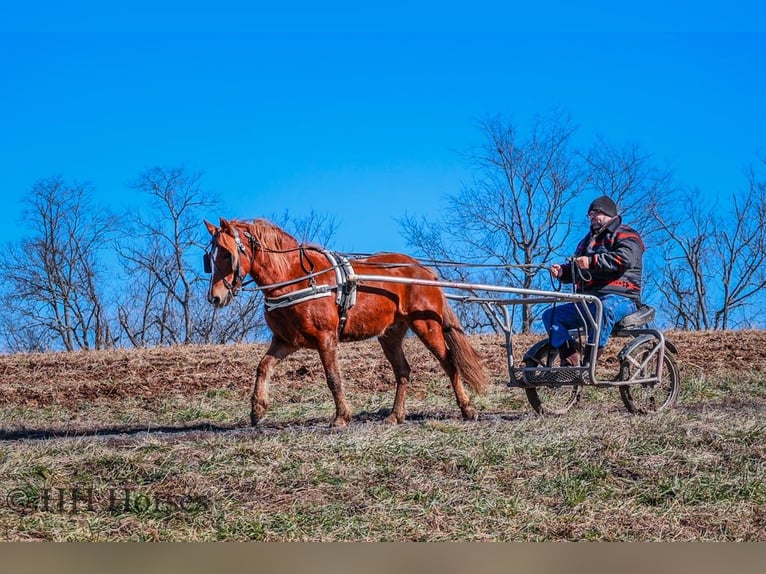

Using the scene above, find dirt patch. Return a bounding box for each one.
[0,330,763,410]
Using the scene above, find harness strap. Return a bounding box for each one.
[323,250,357,335]
[262,249,357,335]
[263,284,334,312]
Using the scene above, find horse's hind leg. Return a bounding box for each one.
[378,322,411,424]
[251,336,298,426]
[317,338,352,428]
[410,318,477,421]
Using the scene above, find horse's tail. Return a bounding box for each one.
[442,303,490,395]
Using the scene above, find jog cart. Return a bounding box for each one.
[359,274,681,416]
[449,285,681,415]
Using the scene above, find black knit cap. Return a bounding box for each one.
[588,195,618,217]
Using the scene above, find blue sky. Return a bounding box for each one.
[2,2,765,256]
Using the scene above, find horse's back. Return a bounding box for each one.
[353,253,438,281]
[349,252,446,322]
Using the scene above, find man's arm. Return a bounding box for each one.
[595,233,643,274]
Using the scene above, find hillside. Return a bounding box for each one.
[0,330,763,413]
[1,330,765,541]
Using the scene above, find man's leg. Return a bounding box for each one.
[596,295,638,348]
[542,303,585,365]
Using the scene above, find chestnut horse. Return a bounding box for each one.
[204,217,489,427]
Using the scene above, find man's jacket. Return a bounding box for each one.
[559,215,644,302]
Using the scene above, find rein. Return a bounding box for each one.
[206,228,331,296]
[206,223,552,337]
[207,238,549,298]
[337,255,547,271]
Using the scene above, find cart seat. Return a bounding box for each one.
[613,304,655,332]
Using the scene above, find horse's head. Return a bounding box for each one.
[203,218,253,308]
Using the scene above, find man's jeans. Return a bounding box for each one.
[541,294,637,350]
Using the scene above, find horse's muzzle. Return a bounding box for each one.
[207,291,232,308]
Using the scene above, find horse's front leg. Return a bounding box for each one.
[251,336,297,426]
[317,341,352,428]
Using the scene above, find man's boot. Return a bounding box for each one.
[558,340,582,367]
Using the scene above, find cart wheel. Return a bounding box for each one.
[618,338,680,414]
[523,342,581,415]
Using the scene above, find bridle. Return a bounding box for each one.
[204,225,258,299]
[203,224,328,301]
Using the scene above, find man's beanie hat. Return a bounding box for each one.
[588,195,618,217]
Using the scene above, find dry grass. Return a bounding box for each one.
[0,331,765,541]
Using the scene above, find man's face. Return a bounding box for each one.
[587,209,613,230]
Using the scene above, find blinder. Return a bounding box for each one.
[203,252,212,274]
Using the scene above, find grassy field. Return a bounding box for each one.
[1,332,765,541]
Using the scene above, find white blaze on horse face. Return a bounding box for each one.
[207,244,236,308]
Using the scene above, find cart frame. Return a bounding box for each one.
[351,273,680,414]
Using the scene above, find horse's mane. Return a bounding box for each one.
[227,219,301,279]
[239,218,300,252]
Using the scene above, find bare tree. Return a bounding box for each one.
[651,190,714,329]
[713,160,766,328]
[272,209,340,247]
[401,111,588,332]
[0,177,117,351]
[116,166,218,346]
[651,159,766,330]
[584,136,676,242]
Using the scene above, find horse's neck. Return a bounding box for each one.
[250,248,306,288]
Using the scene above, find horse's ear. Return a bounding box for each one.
[204,219,218,236]
[219,217,230,231]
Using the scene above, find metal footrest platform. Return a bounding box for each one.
[519,365,590,386]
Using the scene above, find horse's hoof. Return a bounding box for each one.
[330,411,351,428]
[250,413,262,427]
[384,413,404,425]
[462,407,478,421]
